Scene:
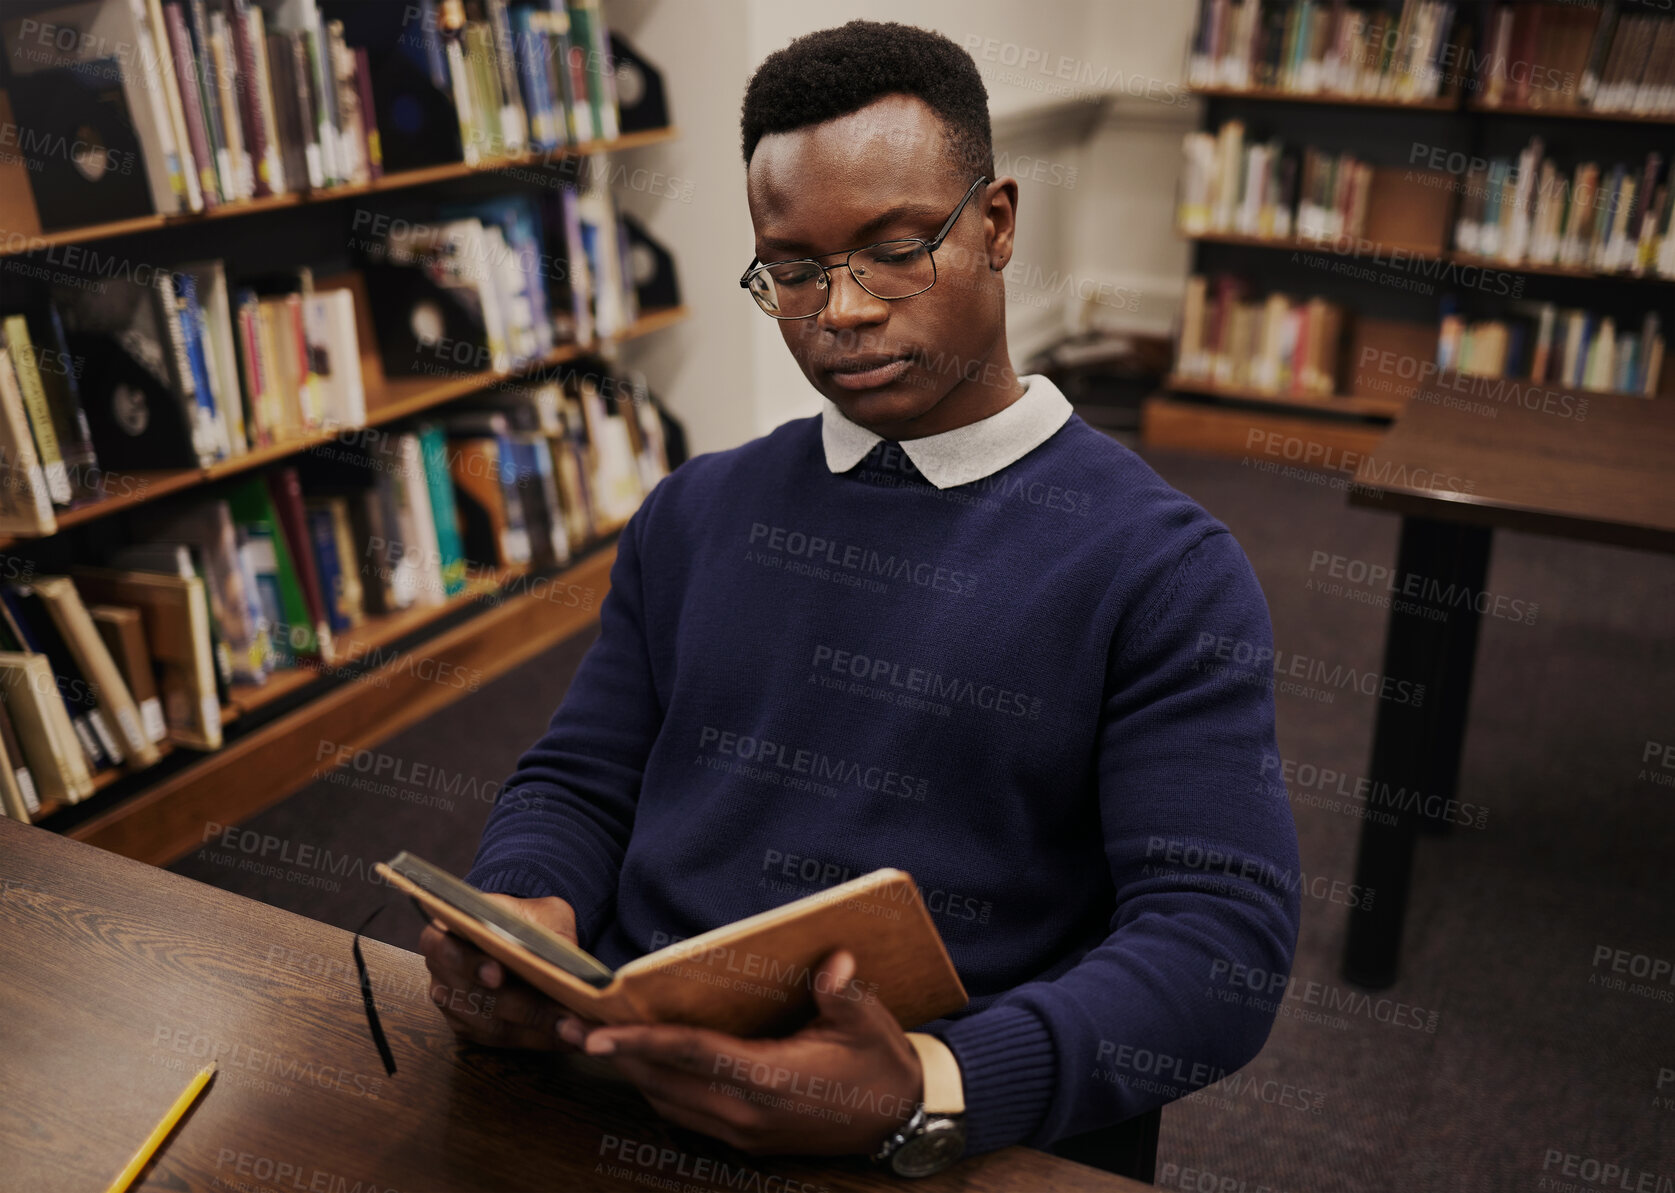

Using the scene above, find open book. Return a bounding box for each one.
[378,853,968,1037]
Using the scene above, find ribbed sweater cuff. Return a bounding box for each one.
[463,861,609,944]
[930,1004,1056,1155]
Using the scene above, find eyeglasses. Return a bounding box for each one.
[738,176,989,320]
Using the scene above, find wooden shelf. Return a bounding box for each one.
[1184,231,1675,286]
[1189,85,1459,111]
[1447,253,1675,286]
[0,306,686,546]
[1467,100,1675,126]
[1143,393,1388,464]
[57,546,617,866]
[1165,375,1404,418]
[1183,229,1444,260]
[0,126,679,259]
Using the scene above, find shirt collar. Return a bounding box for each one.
[819,373,1074,489]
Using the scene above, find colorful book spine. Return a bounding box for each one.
[419,424,469,597]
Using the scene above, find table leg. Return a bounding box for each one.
[1341,516,1491,989]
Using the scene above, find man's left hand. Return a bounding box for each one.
[561,950,924,1156]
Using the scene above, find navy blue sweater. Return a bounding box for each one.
[467,411,1301,1155]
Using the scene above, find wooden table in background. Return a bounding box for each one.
[1342,387,1675,987]
[0,817,1143,1192]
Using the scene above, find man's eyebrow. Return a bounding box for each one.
[759,202,949,256]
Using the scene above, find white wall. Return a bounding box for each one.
[610,0,1197,452]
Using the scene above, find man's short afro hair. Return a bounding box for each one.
[740,20,993,181]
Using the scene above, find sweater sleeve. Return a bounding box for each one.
[924,529,1302,1155]
[463,491,664,946]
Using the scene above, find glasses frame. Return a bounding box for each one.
[738,175,990,320]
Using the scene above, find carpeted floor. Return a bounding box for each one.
[169,443,1675,1192]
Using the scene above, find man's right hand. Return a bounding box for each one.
[419,893,580,1050]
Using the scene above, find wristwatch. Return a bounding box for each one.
[873,1033,967,1177]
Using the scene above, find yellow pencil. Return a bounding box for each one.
[104,1062,216,1193]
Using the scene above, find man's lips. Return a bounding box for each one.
[820,353,915,391]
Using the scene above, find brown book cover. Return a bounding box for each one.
[379,856,968,1038]
[91,605,168,746]
[34,577,162,767]
[70,570,222,751]
[449,438,520,568]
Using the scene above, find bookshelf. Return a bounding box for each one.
[0,124,679,258]
[0,0,684,863]
[0,302,687,547]
[1150,1,1675,464]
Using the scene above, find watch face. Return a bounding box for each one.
[891,1119,968,1178]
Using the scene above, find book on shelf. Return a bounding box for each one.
[1454,139,1674,277]
[1438,301,1664,396]
[71,568,223,751]
[0,583,123,772]
[1175,273,1348,399]
[1179,120,1371,243]
[0,348,61,535]
[1,0,189,225]
[1478,2,1675,116]
[0,0,384,226]
[446,412,535,571]
[1188,0,1459,101]
[358,181,661,379]
[0,651,96,805]
[378,853,967,1036]
[90,604,170,746]
[0,698,43,823]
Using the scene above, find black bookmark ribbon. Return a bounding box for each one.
[353,906,398,1076]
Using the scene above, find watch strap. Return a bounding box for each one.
[905,1032,965,1116]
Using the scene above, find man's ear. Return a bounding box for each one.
[984,177,1020,272]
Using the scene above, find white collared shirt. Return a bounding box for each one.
[819,373,1075,490]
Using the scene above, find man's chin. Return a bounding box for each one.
[823,380,938,432]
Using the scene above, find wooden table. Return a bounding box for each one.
[0,817,1144,1192]
[1342,386,1675,987]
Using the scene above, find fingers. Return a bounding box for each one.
[581,1023,754,1077]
